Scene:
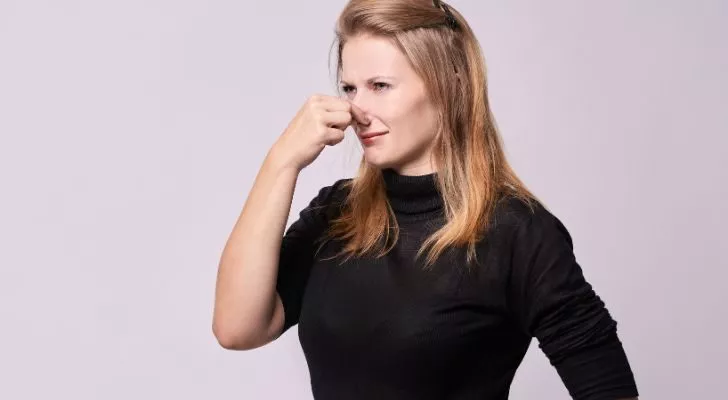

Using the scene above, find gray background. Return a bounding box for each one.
[1,0,726,399]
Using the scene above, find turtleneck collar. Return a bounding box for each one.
[381,168,444,221]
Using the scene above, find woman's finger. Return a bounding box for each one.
[348,102,370,126]
[324,110,353,129]
[321,96,370,126]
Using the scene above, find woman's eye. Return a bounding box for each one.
[340,82,389,94]
[373,82,390,91]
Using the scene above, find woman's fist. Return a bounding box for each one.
[270,94,370,172]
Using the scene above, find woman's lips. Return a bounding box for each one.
[359,131,388,139]
[359,132,387,145]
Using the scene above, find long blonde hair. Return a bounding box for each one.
[321,0,538,269]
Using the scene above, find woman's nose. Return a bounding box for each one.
[350,96,373,123]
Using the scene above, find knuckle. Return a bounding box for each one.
[307,100,321,114]
[313,112,325,125]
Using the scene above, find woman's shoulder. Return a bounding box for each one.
[311,177,352,202]
[492,193,541,226]
[320,177,354,205]
[492,194,574,248]
[299,177,353,218]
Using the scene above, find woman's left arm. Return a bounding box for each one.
[507,203,639,400]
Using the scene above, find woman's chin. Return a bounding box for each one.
[362,152,393,170]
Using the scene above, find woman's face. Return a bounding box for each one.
[340,34,439,176]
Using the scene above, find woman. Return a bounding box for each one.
[213,1,639,399]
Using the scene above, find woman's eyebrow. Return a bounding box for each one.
[340,76,397,85]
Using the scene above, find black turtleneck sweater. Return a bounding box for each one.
[275,169,638,400]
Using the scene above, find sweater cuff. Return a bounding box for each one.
[553,334,639,400]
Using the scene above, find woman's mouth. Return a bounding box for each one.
[359,131,388,145]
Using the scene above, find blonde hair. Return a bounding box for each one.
[321,0,538,269]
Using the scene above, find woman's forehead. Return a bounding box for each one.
[341,36,411,83]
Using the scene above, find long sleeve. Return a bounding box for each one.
[275,178,349,335]
[507,204,639,400]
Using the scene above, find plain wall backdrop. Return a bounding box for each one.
[1,0,726,399]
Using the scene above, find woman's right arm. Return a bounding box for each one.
[212,151,300,350]
[212,95,369,350]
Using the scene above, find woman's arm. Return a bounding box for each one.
[212,149,300,350]
[212,95,366,350]
[507,201,639,399]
